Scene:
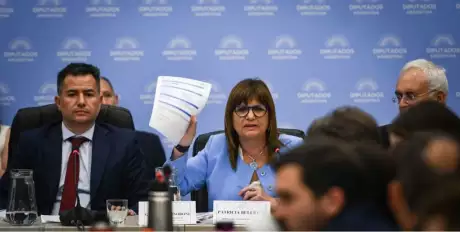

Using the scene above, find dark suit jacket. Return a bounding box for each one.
[0,122,150,215]
[378,124,390,149]
[135,131,166,173]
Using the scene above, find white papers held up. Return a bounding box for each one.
[149,76,212,144]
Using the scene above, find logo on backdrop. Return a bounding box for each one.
[34,83,56,105]
[263,80,279,100]
[206,80,227,104]
[86,0,120,17]
[349,0,384,16]
[214,35,249,61]
[349,79,384,103]
[57,38,92,62]
[403,0,436,15]
[373,35,407,59]
[457,2,460,10]
[4,38,38,62]
[191,0,225,17]
[32,0,66,18]
[140,80,157,104]
[426,34,460,59]
[297,0,331,16]
[139,0,172,17]
[457,91,460,98]
[162,36,197,61]
[320,35,355,59]
[244,0,278,17]
[297,79,331,104]
[0,82,16,106]
[110,37,144,62]
[0,0,14,18]
[268,35,302,60]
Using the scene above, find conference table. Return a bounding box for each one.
[0,216,247,231]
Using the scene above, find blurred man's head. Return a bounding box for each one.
[394,59,447,112]
[273,137,366,231]
[415,182,460,231]
[389,132,460,230]
[100,76,118,105]
[55,63,102,133]
[306,106,380,144]
[389,100,460,148]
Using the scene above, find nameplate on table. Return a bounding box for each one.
[213,201,271,225]
[138,201,197,226]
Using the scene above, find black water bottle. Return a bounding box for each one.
[147,165,173,231]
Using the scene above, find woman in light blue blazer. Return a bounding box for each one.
[166,78,303,211]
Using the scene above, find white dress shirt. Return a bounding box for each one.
[52,123,95,215]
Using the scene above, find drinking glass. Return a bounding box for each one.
[106,199,128,226]
[6,169,38,226]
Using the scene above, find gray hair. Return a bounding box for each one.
[401,59,448,95]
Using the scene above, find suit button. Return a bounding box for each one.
[261,171,266,176]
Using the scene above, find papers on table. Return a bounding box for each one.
[149,76,212,144]
[40,215,60,223]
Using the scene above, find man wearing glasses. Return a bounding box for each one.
[379,59,449,148]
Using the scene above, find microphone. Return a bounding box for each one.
[274,148,281,161]
[59,149,95,230]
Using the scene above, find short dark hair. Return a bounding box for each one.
[393,131,460,210]
[390,100,460,141]
[306,106,380,144]
[275,136,366,204]
[100,76,115,92]
[415,181,460,230]
[57,63,100,94]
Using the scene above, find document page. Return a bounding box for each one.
[149,76,211,144]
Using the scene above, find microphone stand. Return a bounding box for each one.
[59,149,94,231]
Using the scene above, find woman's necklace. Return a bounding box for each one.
[244,146,266,170]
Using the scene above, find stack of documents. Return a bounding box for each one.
[149,76,212,144]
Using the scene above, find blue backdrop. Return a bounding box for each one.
[1,0,460,156]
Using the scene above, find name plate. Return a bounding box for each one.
[213,201,271,225]
[138,201,197,226]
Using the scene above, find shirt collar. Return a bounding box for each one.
[61,122,95,141]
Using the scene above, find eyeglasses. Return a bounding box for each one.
[392,89,437,104]
[234,104,267,118]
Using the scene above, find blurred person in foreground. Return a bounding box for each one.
[273,136,398,231]
[388,100,460,148]
[414,182,460,231]
[0,63,149,215]
[388,131,460,230]
[379,59,448,148]
[306,106,381,144]
[166,78,303,211]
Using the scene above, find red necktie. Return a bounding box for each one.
[59,137,89,212]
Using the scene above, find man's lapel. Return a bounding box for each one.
[43,123,63,212]
[90,124,110,201]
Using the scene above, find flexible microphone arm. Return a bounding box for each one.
[59,149,95,230]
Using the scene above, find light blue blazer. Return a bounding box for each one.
[166,133,303,211]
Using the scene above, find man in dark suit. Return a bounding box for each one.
[99,76,166,171]
[0,63,149,215]
[379,59,448,149]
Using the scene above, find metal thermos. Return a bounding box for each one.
[147,167,173,231]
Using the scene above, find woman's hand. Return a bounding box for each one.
[239,184,272,201]
[172,116,197,160]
